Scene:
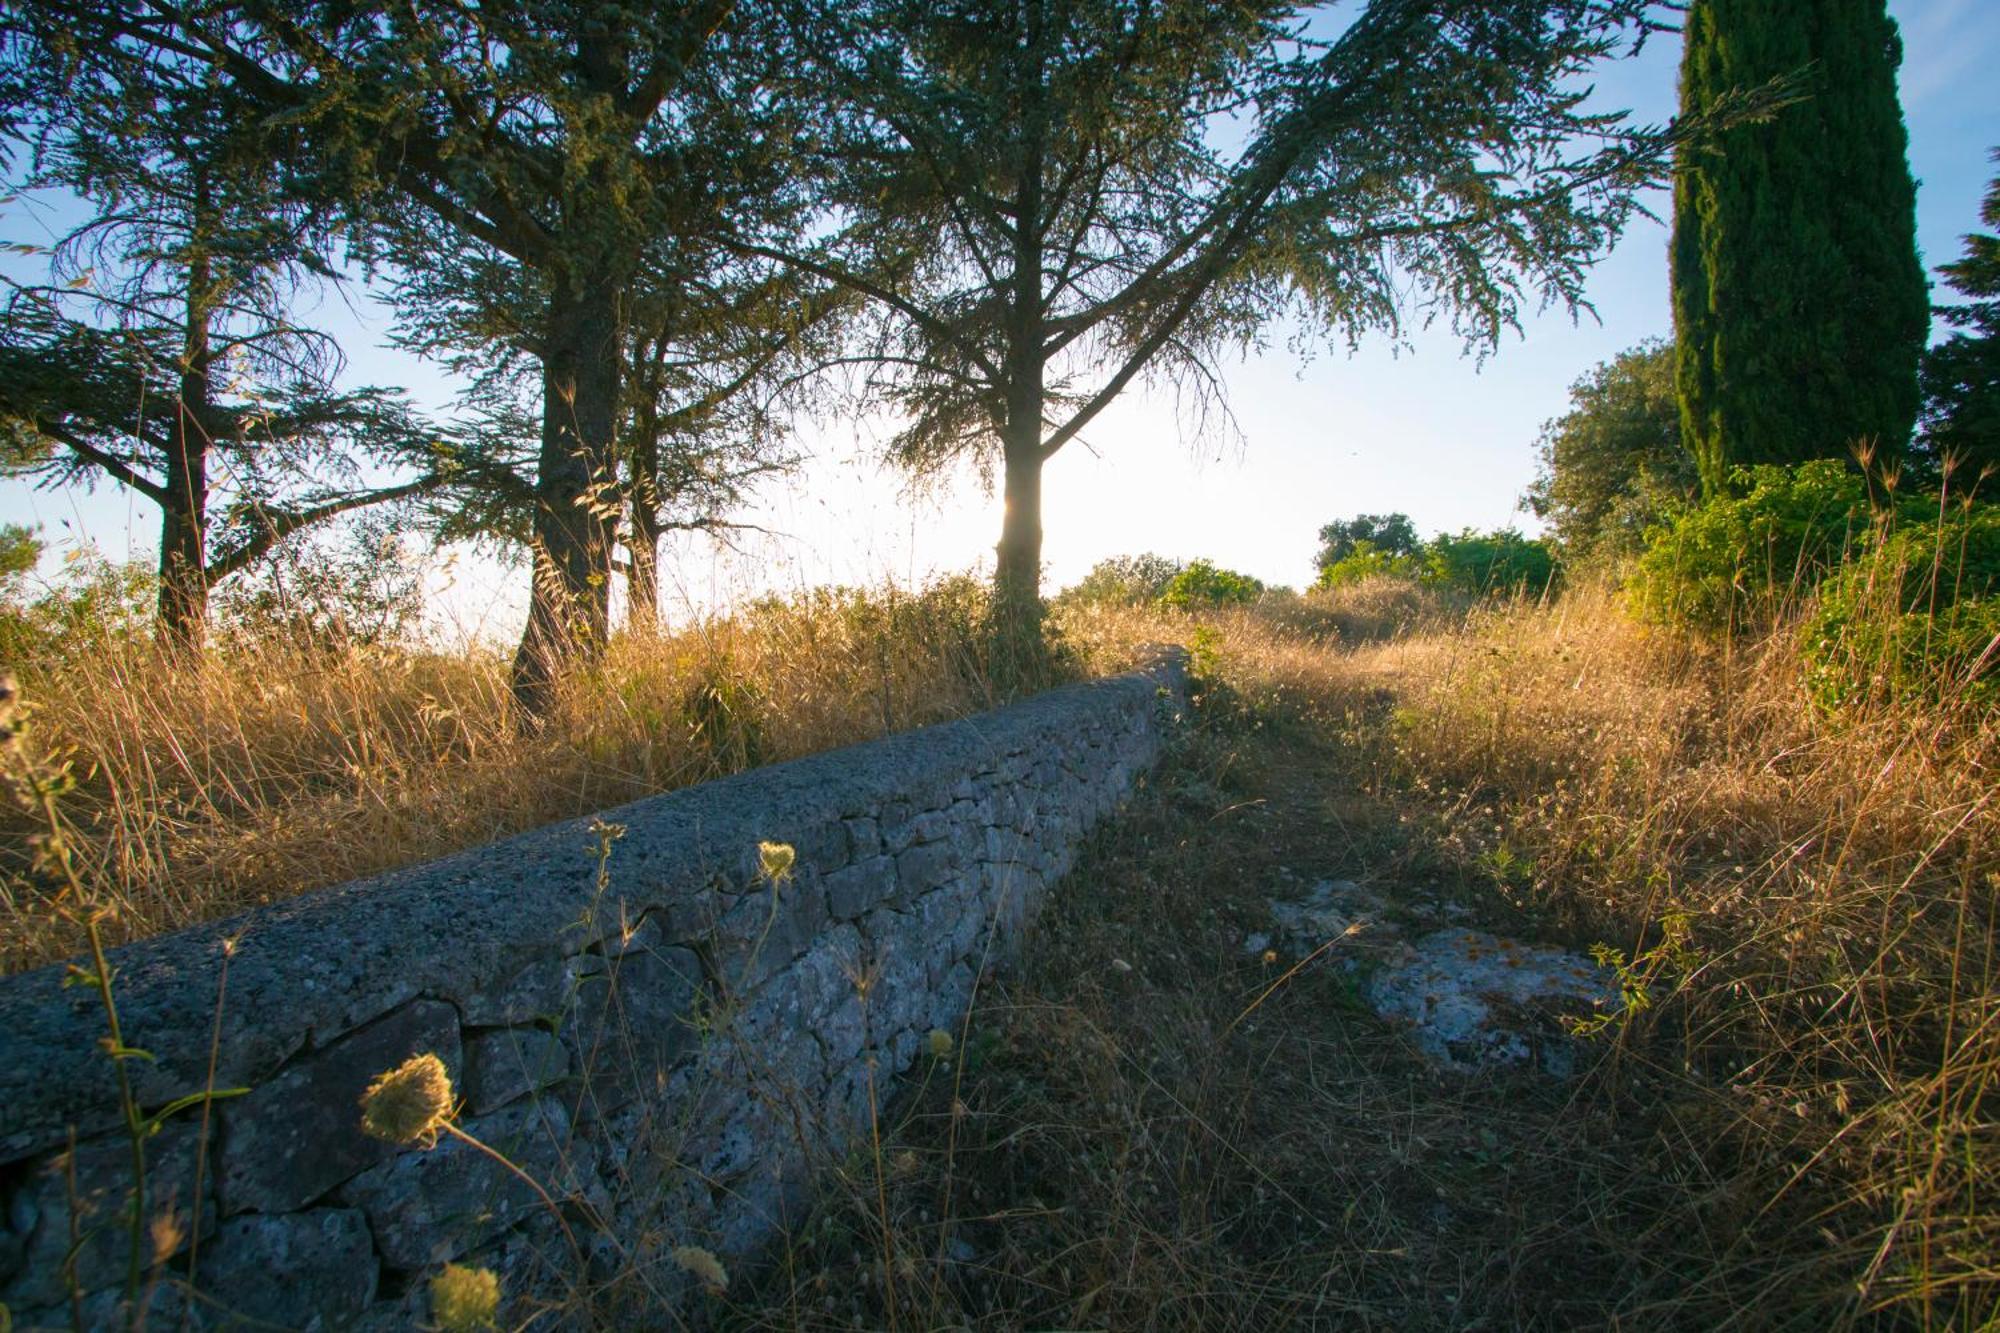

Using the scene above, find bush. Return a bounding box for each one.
[1158,559,1264,609]
[1420,528,1558,596]
[1061,554,1185,606]
[0,543,154,665]
[1314,539,1421,589]
[1800,505,2000,709]
[1628,460,1881,628]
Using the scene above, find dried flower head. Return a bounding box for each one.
[674,1244,730,1295]
[359,1052,454,1146]
[926,1028,954,1059]
[430,1262,500,1331]
[757,840,796,884]
[0,672,20,749]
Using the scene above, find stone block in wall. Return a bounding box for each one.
[218,999,461,1217]
[894,839,958,902]
[336,1096,592,1271]
[842,816,881,861]
[563,946,704,1107]
[883,806,951,855]
[706,877,830,996]
[464,1027,573,1116]
[197,1207,377,1326]
[2,1116,211,1310]
[823,854,894,922]
[456,952,605,1028]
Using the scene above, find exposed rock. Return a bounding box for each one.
[3,1118,210,1309]
[1365,928,1619,1076]
[337,1097,592,1271]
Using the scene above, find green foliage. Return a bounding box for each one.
[1525,340,1699,557]
[1918,150,2000,483]
[1630,460,1881,627]
[1061,554,1186,606]
[1159,559,1264,610]
[1420,530,1558,596]
[212,517,430,652]
[1314,514,1419,571]
[0,546,155,664]
[1314,541,1421,590]
[1800,506,2000,710]
[1672,0,1929,492]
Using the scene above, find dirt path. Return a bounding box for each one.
[729,701,1727,1331]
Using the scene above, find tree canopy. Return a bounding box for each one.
[1919,151,2000,489]
[1524,339,1698,556]
[762,0,1712,670]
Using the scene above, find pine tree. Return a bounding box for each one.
[1918,151,2000,487]
[1672,0,1930,495]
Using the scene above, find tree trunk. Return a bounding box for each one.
[991,364,1048,687]
[627,414,662,634]
[511,270,624,720]
[159,208,214,654]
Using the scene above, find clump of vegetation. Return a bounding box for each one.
[1420,528,1557,596]
[1058,554,1186,606]
[1157,558,1265,610]
[1627,458,1878,626]
[1313,516,1556,598]
[1799,501,2000,709]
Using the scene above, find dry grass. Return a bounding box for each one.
[7,564,1995,1327]
[1,577,1015,974]
[721,575,1998,1330]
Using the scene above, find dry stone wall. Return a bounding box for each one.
[0,654,1184,1328]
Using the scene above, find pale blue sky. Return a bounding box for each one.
[6,1,1997,640]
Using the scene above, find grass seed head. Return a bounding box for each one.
[674,1244,730,1295]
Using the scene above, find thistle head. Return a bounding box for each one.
[359,1052,454,1147]
[429,1262,500,1331]
[926,1028,954,1060]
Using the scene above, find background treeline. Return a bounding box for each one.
[0,0,1777,713]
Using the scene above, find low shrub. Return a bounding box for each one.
[1800,504,2000,709]
[1419,528,1558,596]
[1314,539,1420,589]
[1627,459,1879,627]
[1159,558,1264,609]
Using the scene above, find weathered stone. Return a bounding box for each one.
[707,879,829,994]
[3,1118,210,1309]
[882,806,950,854]
[1366,928,1620,1077]
[198,1208,377,1326]
[218,1000,460,1217]
[337,1098,591,1270]
[565,947,704,1103]
[0,650,1191,1326]
[824,855,894,921]
[895,840,958,900]
[457,953,606,1027]
[842,816,881,860]
[464,1027,573,1115]
[13,1282,188,1332]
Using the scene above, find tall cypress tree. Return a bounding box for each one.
[1672,0,1930,495]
